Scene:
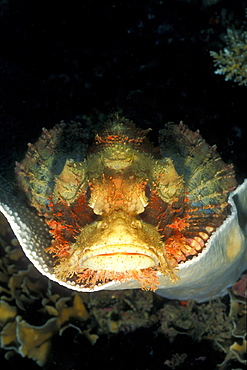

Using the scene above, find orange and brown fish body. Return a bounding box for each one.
[0,113,246,301]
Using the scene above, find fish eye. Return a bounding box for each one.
[85,185,91,201]
[145,183,151,199]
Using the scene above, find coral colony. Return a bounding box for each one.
[210,28,247,86]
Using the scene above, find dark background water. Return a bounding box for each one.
[0,1,246,369]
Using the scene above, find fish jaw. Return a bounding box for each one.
[50,210,176,290]
[77,213,161,271]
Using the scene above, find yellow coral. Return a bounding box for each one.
[210,28,247,86]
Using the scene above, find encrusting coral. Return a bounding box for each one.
[216,277,247,369]
[0,213,89,366]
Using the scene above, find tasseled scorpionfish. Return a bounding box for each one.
[0,113,246,302]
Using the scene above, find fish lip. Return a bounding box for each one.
[80,244,160,271]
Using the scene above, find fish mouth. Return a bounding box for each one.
[80,244,160,271]
[76,212,163,272]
